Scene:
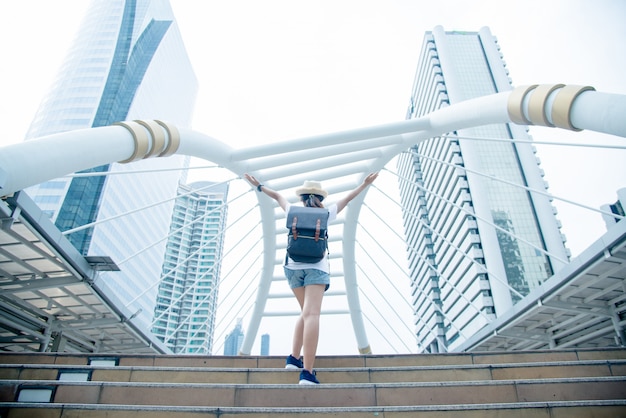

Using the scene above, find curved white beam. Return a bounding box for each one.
[3,86,623,198]
[1,85,624,355]
[0,125,137,195]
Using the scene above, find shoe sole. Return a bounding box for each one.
[299,379,319,385]
[285,364,301,369]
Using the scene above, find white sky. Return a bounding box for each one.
[2,1,625,253]
[1,0,625,354]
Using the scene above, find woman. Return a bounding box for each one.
[244,172,379,384]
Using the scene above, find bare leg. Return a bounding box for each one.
[300,284,325,372]
[290,286,305,359]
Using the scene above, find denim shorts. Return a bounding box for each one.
[284,267,330,291]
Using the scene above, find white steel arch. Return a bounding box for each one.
[1,84,625,354]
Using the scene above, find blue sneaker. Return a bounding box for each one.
[285,354,303,369]
[299,369,320,385]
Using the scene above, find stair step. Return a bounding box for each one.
[2,349,625,415]
[1,347,625,369]
[2,377,625,407]
[1,359,625,384]
[3,400,626,418]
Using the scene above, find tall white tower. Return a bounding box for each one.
[153,182,228,354]
[398,27,569,352]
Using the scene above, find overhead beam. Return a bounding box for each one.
[0,275,80,292]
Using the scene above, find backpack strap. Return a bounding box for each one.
[291,216,298,239]
[314,219,321,241]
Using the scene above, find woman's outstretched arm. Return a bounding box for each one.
[244,173,288,211]
[336,172,379,213]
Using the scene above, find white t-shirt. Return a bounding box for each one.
[283,203,338,273]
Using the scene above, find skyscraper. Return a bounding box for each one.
[397,26,569,353]
[152,182,229,354]
[224,319,245,356]
[260,334,270,356]
[23,0,198,330]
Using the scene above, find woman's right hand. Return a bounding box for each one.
[363,172,379,186]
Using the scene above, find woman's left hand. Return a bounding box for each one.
[244,173,260,187]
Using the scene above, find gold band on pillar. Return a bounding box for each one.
[114,121,151,163]
[507,85,537,125]
[155,120,180,157]
[113,120,180,163]
[551,85,595,131]
[527,84,565,127]
[135,119,166,158]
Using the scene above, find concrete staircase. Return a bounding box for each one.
[1,348,626,417]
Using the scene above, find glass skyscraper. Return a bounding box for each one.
[260,334,270,356]
[397,27,569,353]
[24,0,198,331]
[152,182,229,354]
[224,319,245,356]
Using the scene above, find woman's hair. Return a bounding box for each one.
[301,194,325,208]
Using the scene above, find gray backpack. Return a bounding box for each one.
[286,206,329,263]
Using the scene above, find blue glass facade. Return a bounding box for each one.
[57,1,173,254]
[24,0,198,331]
[398,27,569,352]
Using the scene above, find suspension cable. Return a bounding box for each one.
[211,288,258,355]
[116,186,250,266]
[353,240,419,348]
[122,184,254,307]
[392,161,571,265]
[353,218,415,308]
[167,228,264,350]
[149,204,260,324]
[361,311,401,353]
[62,177,237,235]
[354,275,413,353]
[367,181,526,300]
[63,164,220,177]
[443,134,626,150]
[407,147,625,222]
[383,173,521,336]
[359,192,479,346]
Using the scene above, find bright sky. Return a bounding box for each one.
[2,0,625,254]
[1,0,625,354]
